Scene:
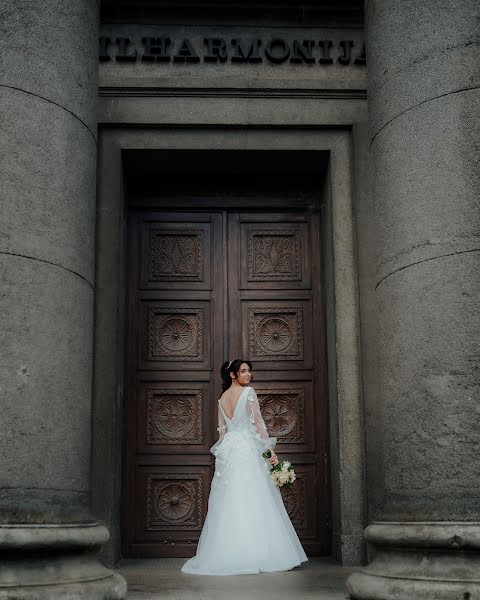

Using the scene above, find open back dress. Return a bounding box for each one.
[181,385,307,575]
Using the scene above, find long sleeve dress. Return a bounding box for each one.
[181,385,307,575]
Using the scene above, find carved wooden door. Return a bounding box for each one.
[124,208,330,557]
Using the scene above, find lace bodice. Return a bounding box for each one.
[211,386,276,455]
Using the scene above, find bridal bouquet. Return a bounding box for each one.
[262,450,296,487]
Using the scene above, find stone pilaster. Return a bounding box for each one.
[347,1,480,598]
[0,1,126,597]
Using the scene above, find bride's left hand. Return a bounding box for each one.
[268,450,279,466]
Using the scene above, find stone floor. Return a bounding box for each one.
[118,557,355,599]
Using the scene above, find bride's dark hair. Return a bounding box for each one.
[220,359,253,392]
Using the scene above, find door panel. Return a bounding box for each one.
[124,208,330,557]
[136,464,211,543]
[139,221,212,291]
[250,382,315,453]
[228,212,329,555]
[124,211,223,558]
[138,299,212,370]
[238,221,311,290]
[240,300,313,368]
[136,381,211,454]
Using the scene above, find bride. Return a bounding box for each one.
[181,359,308,575]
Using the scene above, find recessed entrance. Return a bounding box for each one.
[90,125,367,564]
[122,151,331,558]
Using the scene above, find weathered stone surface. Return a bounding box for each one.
[365,0,480,525]
[0,524,126,599]
[347,523,480,600]
[0,255,93,521]
[0,87,96,283]
[348,0,480,597]
[0,0,98,136]
[98,95,367,127]
[375,253,480,520]
[0,0,126,596]
[373,91,480,284]
[352,123,380,529]
[366,0,480,138]
[328,132,366,566]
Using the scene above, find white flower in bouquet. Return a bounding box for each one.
[281,461,291,471]
[270,471,280,484]
[288,471,296,483]
[278,471,290,486]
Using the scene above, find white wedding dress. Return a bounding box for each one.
[181,385,307,575]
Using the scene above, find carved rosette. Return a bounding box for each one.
[257,389,305,443]
[147,307,204,361]
[281,475,308,533]
[145,474,203,530]
[146,389,203,445]
[248,307,304,361]
[247,229,302,281]
[148,229,204,281]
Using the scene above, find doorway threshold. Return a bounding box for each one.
[117,557,355,599]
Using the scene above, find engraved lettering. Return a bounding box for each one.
[115,37,137,62]
[318,40,333,64]
[142,36,171,62]
[174,38,200,63]
[204,38,228,62]
[231,39,262,63]
[354,43,367,65]
[290,40,315,64]
[99,36,111,62]
[98,35,367,68]
[265,38,290,64]
[338,40,354,65]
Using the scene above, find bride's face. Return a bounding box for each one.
[232,363,251,386]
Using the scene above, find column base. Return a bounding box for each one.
[0,523,127,599]
[347,522,480,600]
[0,575,126,600]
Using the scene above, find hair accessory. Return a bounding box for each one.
[226,359,234,369]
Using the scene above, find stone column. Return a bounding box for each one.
[0,2,126,598]
[347,1,480,598]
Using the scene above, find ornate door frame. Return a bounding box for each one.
[92,126,367,566]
